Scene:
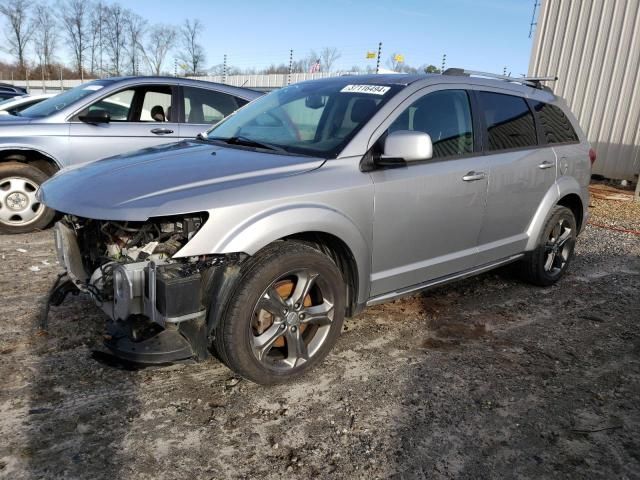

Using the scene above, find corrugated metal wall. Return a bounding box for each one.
[529,0,640,180]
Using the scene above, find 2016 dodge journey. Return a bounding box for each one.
[41,70,593,384]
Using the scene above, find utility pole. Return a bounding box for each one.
[41,64,46,93]
[59,65,63,91]
[287,49,293,85]
[223,54,227,84]
[375,42,382,74]
[174,58,177,77]
[441,54,447,73]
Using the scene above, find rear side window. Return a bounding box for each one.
[183,87,246,124]
[532,101,579,144]
[388,89,473,158]
[478,92,537,151]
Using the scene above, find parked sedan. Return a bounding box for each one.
[0,76,262,233]
[0,93,56,116]
[0,83,28,101]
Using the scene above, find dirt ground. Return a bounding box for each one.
[1,199,639,479]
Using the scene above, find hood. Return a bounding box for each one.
[40,140,325,221]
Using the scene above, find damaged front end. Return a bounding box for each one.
[51,213,240,364]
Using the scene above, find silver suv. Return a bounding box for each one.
[42,71,592,384]
[0,76,261,233]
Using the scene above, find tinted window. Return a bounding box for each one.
[478,92,537,151]
[532,101,578,144]
[388,89,473,158]
[183,87,245,124]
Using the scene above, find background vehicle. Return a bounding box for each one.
[0,77,262,233]
[0,93,56,116]
[42,71,592,384]
[0,83,27,101]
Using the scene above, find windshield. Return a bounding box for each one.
[19,80,113,118]
[206,81,402,157]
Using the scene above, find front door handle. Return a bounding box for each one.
[151,128,174,135]
[462,171,486,182]
[538,160,554,169]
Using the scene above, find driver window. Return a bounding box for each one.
[388,89,473,158]
[86,89,135,121]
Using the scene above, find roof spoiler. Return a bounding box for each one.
[443,68,557,91]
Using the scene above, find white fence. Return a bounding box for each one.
[8,72,348,93]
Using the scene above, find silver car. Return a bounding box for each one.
[41,71,593,384]
[0,76,262,233]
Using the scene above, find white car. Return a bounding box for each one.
[0,93,56,116]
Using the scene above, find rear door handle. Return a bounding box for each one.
[462,171,486,182]
[151,128,174,135]
[538,160,554,169]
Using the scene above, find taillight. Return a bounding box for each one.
[589,148,596,166]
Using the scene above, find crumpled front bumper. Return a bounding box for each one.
[53,222,210,364]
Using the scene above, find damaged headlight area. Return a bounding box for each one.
[51,212,241,364]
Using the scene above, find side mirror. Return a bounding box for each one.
[381,130,433,164]
[79,109,111,124]
[305,94,326,109]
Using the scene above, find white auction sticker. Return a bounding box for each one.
[83,85,104,91]
[340,84,391,95]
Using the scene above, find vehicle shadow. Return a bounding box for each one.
[387,240,640,478]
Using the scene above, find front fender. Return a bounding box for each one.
[0,143,65,170]
[177,204,372,304]
[525,176,585,251]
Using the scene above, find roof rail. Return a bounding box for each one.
[442,68,557,90]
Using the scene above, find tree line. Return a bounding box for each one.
[0,0,442,81]
[0,0,206,80]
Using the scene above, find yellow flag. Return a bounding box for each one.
[366,51,376,59]
[393,54,405,63]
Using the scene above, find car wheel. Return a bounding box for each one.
[213,242,346,384]
[0,162,55,234]
[520,205,577,286]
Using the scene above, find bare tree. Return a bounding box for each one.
[386,52,403,72]
[60,0,89,77]
[103,3,127,76]
[89,1,106,76]
[319,46,341,72]
[0,0,34,76]
[144,24,176,75]
[126,11,146,75]
[178,18,205,75]
[32,2,58,79]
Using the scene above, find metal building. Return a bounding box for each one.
[529,0,640,181]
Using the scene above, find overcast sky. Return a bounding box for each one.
[1,0,537,75]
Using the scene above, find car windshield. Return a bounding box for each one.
[206,80,403,157]
[19,80,113,118]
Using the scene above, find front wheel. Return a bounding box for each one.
[213,242,346,384]
[519,205,577,286]
[0,162,55,234]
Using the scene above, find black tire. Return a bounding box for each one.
[213,241,346,384]
[520,205,577,286]
[0,162,55,234]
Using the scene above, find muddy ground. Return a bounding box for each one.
[0,213,639,479]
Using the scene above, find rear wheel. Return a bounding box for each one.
[0,162,55,234]
[213,242,346,384]
[520,205,577,286]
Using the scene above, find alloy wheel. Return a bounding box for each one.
[250,269,335,370]
[543,218,573,274]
